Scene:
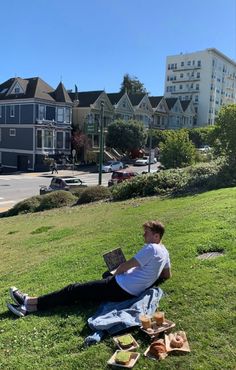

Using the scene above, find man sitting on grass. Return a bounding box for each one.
[7,220,171,317]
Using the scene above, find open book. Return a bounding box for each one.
[103,247,126,274]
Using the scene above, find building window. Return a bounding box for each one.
[14,87,20,94]
[0,106,2,118]
[9,128,16,136]
[65,108,70,123]
[180,73,183,78]
[197,60,201,67]
[181,61,184,67]
[44,130,53,148]
[10,105,15,117]
[56,132,63,149]
[36,130,42,148]
[192,60,195,65]
[168,64,171,70]
[65,132,70,149]
[0,128,1,142]
[57,108,64,122]
[179,85,183,90]
[196,84,199,90]
[187,61,191,66]
[195,95,199,102]
[197,72,200,78]
[39,105,45,120]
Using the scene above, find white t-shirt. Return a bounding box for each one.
[115,243,170,296]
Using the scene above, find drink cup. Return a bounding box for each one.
[153,311,165,325]
[140,314,152,329]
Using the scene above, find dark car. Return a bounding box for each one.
[40,176,87,195]
[108,170,138,187]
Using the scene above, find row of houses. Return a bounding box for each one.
[0,76,196,171]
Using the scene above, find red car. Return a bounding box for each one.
[108,170,138,187]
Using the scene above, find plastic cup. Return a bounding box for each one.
[140,314,152,329]
[153,311,165,325]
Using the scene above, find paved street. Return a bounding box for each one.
[0,163,159,213]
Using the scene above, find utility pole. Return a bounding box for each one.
[148,116,153,173]
[98,101,104,185]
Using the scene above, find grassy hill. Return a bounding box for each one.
[0,188,235,369]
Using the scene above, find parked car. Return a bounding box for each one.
[40,176,87,195]
[108,170,138,187]
[102,161,124,173]
[134,156,157,166]
[197,145,212,153]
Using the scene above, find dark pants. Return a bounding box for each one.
[37,276,134,311]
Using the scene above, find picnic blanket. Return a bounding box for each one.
[84,287,163,346]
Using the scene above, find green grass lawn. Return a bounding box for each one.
[0,188,235,369]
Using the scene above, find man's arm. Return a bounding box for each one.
[154,267,172,285]
[114,257,140,275]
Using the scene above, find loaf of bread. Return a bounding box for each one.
[149,340,167,358]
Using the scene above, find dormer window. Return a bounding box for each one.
[14,87,20,94]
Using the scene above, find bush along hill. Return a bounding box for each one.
[2,157,236,217]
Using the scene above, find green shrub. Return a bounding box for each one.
[111,159,230,201]
[6,196,41,216]
[77,186,111,204]
[38,191,77,211]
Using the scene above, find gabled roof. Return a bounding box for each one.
[107,92,124,105]
[165,97,178,109]
[149,96,163,108]
[0,77,72,103]
[69,90,104,107]
[128,93,146,106]
[180,100,192,111]
[51,82,72,103]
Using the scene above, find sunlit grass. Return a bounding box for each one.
[0,189,235,369]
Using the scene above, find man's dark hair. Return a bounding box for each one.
[143,220,165,239]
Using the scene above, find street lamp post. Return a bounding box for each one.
[98,101,105,185]
[148,116,154,173]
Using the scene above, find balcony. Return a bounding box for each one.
[172,65,201,72]
[171,76,200,83]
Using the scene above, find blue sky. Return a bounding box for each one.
[1,0,236,95]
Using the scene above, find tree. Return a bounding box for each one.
[106,119,147,153]
[187,127,215,148]
[147,129,173,148]
[71,130,88,161]
[213,104,236,162]
[160,130,196,169]
[120,74,147,94]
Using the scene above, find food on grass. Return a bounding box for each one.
[170,334,184,348]
[117,334,134,348]
[149,340,167,359]
[115,351,131,365]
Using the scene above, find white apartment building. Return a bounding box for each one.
[164,48,236,126]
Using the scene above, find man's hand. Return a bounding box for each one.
[114,258,140,275]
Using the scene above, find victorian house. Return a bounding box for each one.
[69,90,114,162]
[0,77,72,171]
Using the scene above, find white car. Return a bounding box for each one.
[197,145,212,153]
[101,161,124,172]
[134,156,157,166]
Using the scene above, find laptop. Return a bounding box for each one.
[103,247,126,274]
